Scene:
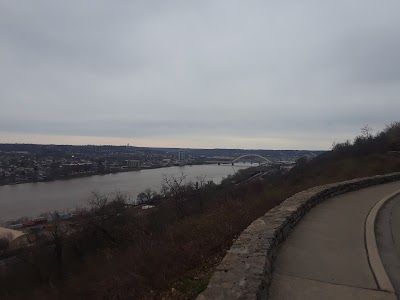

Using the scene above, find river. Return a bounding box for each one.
[0,163,251,221]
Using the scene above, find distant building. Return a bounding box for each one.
[125,160,140,168]
[62,163,93,173]
[161,159,171,166]
[178,150,186,162]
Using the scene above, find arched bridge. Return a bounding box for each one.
[232,154,272,164]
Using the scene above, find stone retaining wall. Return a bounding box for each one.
[197,172,400,300]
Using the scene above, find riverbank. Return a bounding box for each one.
[0,164,251,222]
[0,164,199,187]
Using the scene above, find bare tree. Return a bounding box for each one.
[161,174,188,218]
[88,191,109,212]
[48,212,69,270]
[137,188,157,204]
[361,125,373,139]
[195,175,207,188]
[195,175,207,213]
[86,191,127,244]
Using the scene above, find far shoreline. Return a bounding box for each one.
[0,164,177,187]
[0,162,241,188]
[0,163,254,224]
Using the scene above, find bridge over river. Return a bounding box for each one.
[205,154,273,166]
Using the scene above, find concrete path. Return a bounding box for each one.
[269,181,400,300]
[376,194,400,296]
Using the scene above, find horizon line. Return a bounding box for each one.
[0,142,327,152]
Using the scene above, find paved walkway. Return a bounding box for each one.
[376,193,400,296]
[269,181,400,300]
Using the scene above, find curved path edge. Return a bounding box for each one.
[197,172,400,300]
[365,189,400,293]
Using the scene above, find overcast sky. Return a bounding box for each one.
[1,1,399,150]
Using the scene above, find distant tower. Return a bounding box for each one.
[178,150,186,162]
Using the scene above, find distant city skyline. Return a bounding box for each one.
[0,128,382,150]
[1,1,399,150]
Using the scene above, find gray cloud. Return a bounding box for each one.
[1,0,400,149]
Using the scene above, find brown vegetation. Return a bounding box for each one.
[1,123,400,299]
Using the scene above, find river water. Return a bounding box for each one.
[0,164,251,221]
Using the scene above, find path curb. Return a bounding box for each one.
[197,172,400,300]
[365,189,400,293]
